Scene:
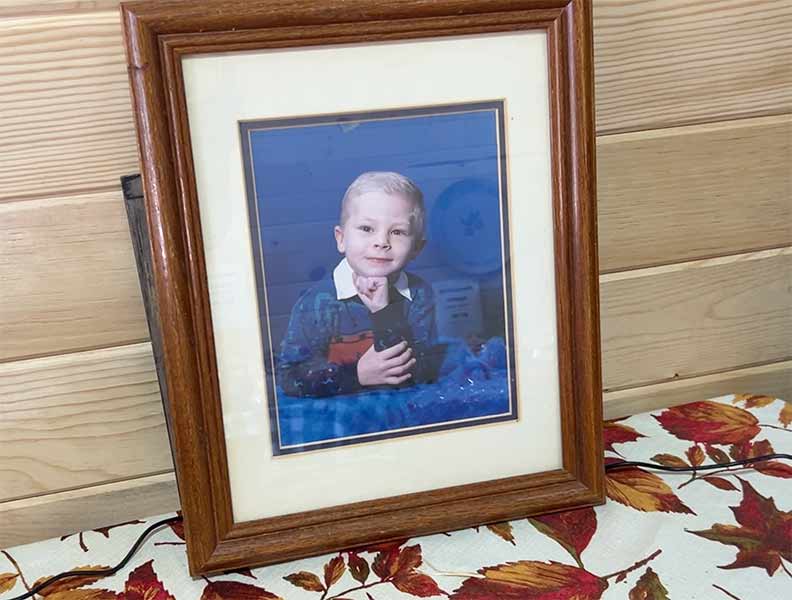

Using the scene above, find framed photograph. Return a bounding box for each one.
[122,0,603,575]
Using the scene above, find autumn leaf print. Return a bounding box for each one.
[283,572,325,593]
[605,459,694,514]
[688,479,792,575]
[116,560,176,600]
[529,507,597,568]
[347,552,370,584]
[603,421,645,454]
[31,566,113,598]
[654,401,760,444]
[628,567,669,600]
[201,581,281,600]
[450,561,607,599]
[485,522,516,545]
[0,573,18,595]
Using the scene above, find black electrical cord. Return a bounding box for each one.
[6,453,791,600]
[605,452,792,472]
[5,515,181,600]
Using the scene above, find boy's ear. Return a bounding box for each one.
[411,238,426,258]
[334,225,345,253]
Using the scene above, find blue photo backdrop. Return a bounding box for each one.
[240,101,517,454]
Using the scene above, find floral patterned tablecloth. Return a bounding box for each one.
[2,394,790,599]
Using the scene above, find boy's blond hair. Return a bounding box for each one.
[340,171,426,239]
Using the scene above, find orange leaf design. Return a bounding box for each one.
[654,401,760,444]
[650,454,688,468]
[628,567,669,600]
[779,401,792,428]
[33,566,110,596]
[450,561,607,599]
[283,572,324,592]
[0,573,18,595]
[686,445,704,467]
[323,556,345,588]
[201,581,281,600]
[705,444,730,464]
[689,479,792,575]
[347,552,370,584]
[732,394,776,409]
[486,522,515,545]
[118,561,175,600]
[392,572,444,597]
[46,591,118,600]
[603,422,644,453]
[729,439,774,461]
[529,507,597,566]
[605,460,694,514]
[372,544,422,580]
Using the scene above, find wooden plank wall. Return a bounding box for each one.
[1,0,790,547]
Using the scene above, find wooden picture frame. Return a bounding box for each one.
[121,0,603,575]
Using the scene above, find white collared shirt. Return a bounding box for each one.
[332,258,412,302]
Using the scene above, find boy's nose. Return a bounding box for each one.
[374,234,391,249]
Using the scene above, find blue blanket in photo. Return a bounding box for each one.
[275,337,513,449]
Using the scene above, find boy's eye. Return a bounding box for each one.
[392,229,407,236]
[358,225,373,232]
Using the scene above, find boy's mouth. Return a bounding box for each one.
[365,257,393,264]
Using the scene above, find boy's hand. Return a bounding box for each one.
[357,341,416,387]
[353,273,389,312]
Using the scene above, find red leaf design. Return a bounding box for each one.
[603,422,644,453]
[201,581,281,600]
[529,507,597,565]
[324,556,345,588]
[347,552,370,584]
[686,445,704,467]
[754,461,792,479]
[169,520,185,541]
[605,459,694,514]
[392,572,444,597]
[485,522,515,545]
[450,561,607,599]
[283,572,324,592]
[729,439,774,461]
[689,479,792,575]
[654,401,760,444]
[702,476,738,491]
[119,561,175,600]
[373,544,422,580]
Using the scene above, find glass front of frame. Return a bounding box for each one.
[183,31,562,522]
[240,102,518,455]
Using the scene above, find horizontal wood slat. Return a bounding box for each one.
[0,472,179,549]
[598,114,792,272]
[3,115,788,362]
[0,10,137,200]
[2,2,790,199]
[594,0,792,133]
[0,342,172,501]
[601,248,792,391]
[0,190,148,361]
[603,359,792,420]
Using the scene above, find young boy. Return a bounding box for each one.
[277,171,438,397]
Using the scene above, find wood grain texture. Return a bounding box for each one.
[124,0,602,574]
[594,0,792,133]
[0,10,138,200]
[0,472,179,549]
[598,114,792,272]
[1,1,789,199]
[603,359,792,420]
[0,342,173,502]
[601,247,792,391]
[0,190,148,362]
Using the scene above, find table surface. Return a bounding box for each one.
[1,394,790,599]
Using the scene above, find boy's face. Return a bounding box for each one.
[334,191,424,279]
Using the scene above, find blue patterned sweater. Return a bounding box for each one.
[277,272,439,397]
